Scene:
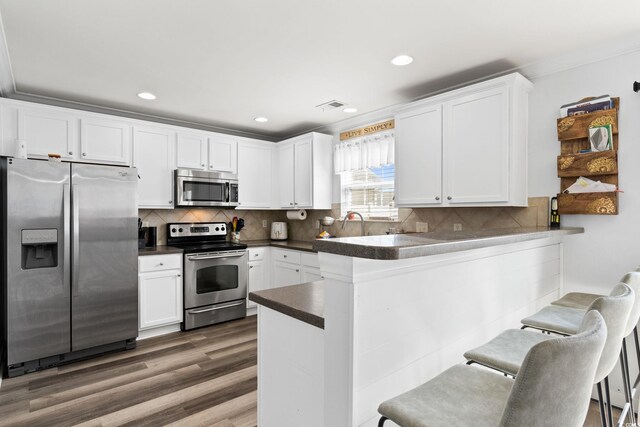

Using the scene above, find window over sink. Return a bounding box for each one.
[334,128,397,221]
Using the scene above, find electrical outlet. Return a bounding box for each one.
[315,220,320,229]
[262,220,267,228]
[454,223,462,231]
[416,222,429,233]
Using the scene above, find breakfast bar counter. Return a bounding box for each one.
[252,227,584,427]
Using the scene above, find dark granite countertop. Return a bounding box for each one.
[244,239,316,253]
[138,245,184,256]
[249,281,324,329]
[312,227,584,260]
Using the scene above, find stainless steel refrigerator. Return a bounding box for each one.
[1,157,138,377]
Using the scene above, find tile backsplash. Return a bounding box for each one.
[140,197,549,245]
[287,197,550,241]
[138,208,287,245]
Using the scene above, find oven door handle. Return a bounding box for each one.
[189,301,245,314]
[186,252,245,261]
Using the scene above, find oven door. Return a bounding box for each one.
[176,176,229,207]
[184,250,247,309]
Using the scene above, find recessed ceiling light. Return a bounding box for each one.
[137,92,156,100]
[390,55,413,66]
[343,107,358,113]
[254,117,269,123]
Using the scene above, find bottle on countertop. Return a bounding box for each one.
[550,197,560,228]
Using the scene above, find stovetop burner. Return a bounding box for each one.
[166,222,247,253]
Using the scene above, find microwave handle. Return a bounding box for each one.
[225,182,230,203]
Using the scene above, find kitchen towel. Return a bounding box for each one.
[286,209,307,220]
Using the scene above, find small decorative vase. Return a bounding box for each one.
[231,232,240,243]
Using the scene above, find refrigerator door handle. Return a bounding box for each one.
[63,184,71,293]
[72,184,80,298]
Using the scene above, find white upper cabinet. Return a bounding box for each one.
[176,131,208,170]
[443,86,510,204]
[238,141,274,208]
[395,72,532,207]
[18,107,78,160]
[209,134,237,173]
[279,143,295,208]
[277,132,332,210]
[133,126,176,209]
[80,117,131,165]
[176,132,238,174]
[395,104,443,206]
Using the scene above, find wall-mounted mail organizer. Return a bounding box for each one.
[555,97,619,215]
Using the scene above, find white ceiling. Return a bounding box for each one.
[0,0,639,139]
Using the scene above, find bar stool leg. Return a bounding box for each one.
[378,416,388,427]
[622,339,636,425]
[597,381,609,427]
[604,377,614,427]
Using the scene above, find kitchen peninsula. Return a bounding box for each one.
[249,227,583,427]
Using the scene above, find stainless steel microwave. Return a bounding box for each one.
[175,169,239,207]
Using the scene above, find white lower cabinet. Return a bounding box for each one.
[138,254,183,338]
[271,248,320,288]
[247,247,269,308]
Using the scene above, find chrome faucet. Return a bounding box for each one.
[342,211,365,236]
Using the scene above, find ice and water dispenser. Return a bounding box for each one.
[21,229,58,269]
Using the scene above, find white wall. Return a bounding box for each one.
[528,50,640,295]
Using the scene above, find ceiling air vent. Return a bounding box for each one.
[316,100,347,111]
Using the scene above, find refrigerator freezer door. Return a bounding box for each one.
[5,158,71,365]
[71,164,138,351]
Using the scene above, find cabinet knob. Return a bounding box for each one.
[158,263,164,266]
[68,151,73,155]
[283,255,287,258]
[201,163,205,167]
[209,165,213,168]
[289,202,294,206]
[249,265,254,269]
[169,201,173,204]
[447,196,452,200]
[82,152,87,157]
[177,274,181,277]
[296,269,300,273]
[435,196,440,201]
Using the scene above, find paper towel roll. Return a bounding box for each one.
[286,209,307,220]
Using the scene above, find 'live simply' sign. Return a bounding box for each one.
[339,119,394,141]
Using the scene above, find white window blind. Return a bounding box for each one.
[341,164,397,220]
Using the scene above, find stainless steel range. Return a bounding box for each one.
[167,222,247,330]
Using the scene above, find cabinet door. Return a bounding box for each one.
[273,261,301,288]
[294,138,313,208]
[209,135,237,173]
[80,117,131,165]
[302,266,322,283]
[238,143,273,208]
[395,105,443,206]
[278,144,295,208]
[139,270,183,330]
[133,126,175,208]
[443,86,510,204]
[176,131,207,170]
[18,108,77,160]
[247,260,267,308]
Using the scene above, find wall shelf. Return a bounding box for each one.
[555,97,619,215]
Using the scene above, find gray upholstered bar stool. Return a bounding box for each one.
[525,272,640,426]
[552,270,640,406]
[464,283,634,427]
[377,311,607,427]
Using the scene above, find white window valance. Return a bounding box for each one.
[334,131,395,174]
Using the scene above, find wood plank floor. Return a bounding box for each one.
[0,315,258,427]
[0,314,624,426]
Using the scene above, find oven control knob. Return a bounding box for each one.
[215,227,220,231]
[178,228,184,233]
[171,228,177,233]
